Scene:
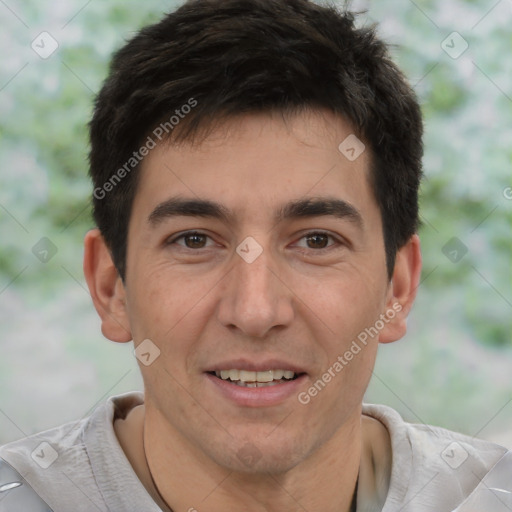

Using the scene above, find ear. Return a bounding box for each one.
[83,229,132,343]
[379,234,422,344]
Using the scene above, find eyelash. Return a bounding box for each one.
[167,230,343,251]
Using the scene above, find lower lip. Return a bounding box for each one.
[205,373,308,407]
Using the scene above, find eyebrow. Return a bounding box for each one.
[148,196,363,229]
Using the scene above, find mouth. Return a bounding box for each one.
[204,359,308,407]
[208,369,304,388]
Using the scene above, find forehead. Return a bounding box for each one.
[131,110,377,227]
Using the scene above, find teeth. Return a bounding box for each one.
[256,370,274,382]
[214,369,297,383]
[239,370,255,382]
[273,369,284,380]
[233,380,282,388]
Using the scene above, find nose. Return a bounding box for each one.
[216,242,295,338]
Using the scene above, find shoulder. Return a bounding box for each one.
[0,414,104,511]
[363,402,508,466]
[0,391,144,512]
[363,403,511,511]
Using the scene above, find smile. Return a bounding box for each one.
[213,369,299,387]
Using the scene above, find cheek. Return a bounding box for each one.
[297,270,385,340]
[297,337,377,445]
[296,270,385,401]
[125,264,221,386]
[125,262,210,340]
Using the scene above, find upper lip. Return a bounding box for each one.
[205,358,308,375]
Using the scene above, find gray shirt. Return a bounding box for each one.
[0,391,510,511]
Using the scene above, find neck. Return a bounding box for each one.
[114,403,391,512]
[143,407,361,512]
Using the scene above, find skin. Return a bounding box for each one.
[84,109,422,512]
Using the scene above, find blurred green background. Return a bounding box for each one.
[0,0,511,445]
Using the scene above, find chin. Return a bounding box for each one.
[226,452,303,475]
[210,432,310,475]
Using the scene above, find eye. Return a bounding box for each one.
[168,231,215,249]
[294,231,341,250]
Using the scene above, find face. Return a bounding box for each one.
[120,110,399,473]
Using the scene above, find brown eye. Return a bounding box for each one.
[183,233,208,248]
[293,231,343,252]
[168,231,214,249]
[305,233,330,249]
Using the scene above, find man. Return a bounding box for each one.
[1,1,510,511]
